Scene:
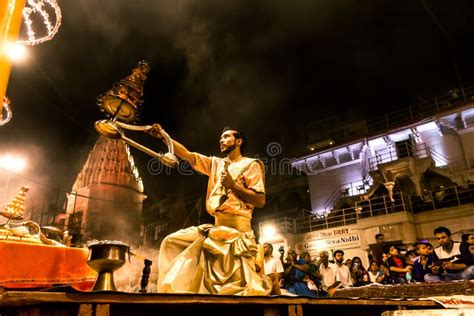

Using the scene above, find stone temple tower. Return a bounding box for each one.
[66,136,146,246]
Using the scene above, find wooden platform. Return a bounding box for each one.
[0,290,443,316]
[333,280,474,299]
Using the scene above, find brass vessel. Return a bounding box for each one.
[95,60,178,167]
[87,240,130,291]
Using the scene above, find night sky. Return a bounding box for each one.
[2,0,474,206]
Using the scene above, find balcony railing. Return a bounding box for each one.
[369,142,429,171]
[259,184,474,236]
[293,86,474,160]
[323,179,370,211]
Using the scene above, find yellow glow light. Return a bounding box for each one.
[4,42,28,62]
[262,225,276,238]
[0,155,27,172]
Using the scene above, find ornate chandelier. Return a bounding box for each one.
[17,0,62,46]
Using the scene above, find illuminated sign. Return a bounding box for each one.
[296,226,361,251]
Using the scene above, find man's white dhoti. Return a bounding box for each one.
[158,224,271,296]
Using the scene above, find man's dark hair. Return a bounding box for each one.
[375,233,384,240]
[434,226,451,236]
[264,242,273,252]
[333,249,344,256]
[221,127,247,154]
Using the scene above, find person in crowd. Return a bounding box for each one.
[376,233,385,243]
[425,227,474,282]
[371,233,386,266]
[433,227,461,262]
[345,258,352,267]
[349,256,370,287]
[460,233,474,256]
[368,261,386,284]
[333,250,353,289]
[385,245,413,283]
[263,243,284,295]
[284,251,321,298]
[404,250,418,266]
[317,251,337,293]
[426,243,435,256]
[281,248,297,289]
[413,242,436,283]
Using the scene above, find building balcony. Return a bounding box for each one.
[258,184,474,236]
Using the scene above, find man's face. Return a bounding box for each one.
[469,245,474,256]
[263,244,271,256]
[334,253,344,263]
[467,234,474,245]
[436,232,451,247]
[319,252,328,263]
[220,130,239,154]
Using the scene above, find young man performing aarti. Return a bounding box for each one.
[146,124,271,295]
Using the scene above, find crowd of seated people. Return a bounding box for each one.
[262,227,473,297]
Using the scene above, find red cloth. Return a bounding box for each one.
[0,240,96,290]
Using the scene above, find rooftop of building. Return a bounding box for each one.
[286,86,474,159]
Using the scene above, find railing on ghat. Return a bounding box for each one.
[259,185,474,236]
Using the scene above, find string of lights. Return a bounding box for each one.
[18,0,62,46]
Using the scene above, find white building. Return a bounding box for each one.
[259,88,474,266]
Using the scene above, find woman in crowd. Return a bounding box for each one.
[349,256,370,286]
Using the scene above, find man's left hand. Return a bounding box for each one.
[220,170,236,189]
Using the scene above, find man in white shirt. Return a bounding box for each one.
[263,243,284,294]
[317,251,337,291]
[434,226,461,260]
[425,226,473,282]
[333,249,353,289]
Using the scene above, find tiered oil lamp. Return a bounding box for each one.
[94,61,178,168]
[1,186,28,221]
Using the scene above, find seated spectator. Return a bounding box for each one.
[405,250,418,266]
[263,243,284,295]
[345,258,352,267]
[413,242,436,283]
[385,245,412,283]
[333,250,353,289]
[317,251,336,294]
[460,233,474,256]
[281,248,297,289]
[433,227,461,262]
[285,251,321,298]
[349,256,370,287]
[424,227,474,282]
[368,261,386,284]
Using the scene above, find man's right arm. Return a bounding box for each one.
[170,139,196,165]
[145,124,196,165]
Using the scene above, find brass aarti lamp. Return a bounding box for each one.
[95,60,178,167]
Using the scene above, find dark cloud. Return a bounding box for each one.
[3,0,474,202]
